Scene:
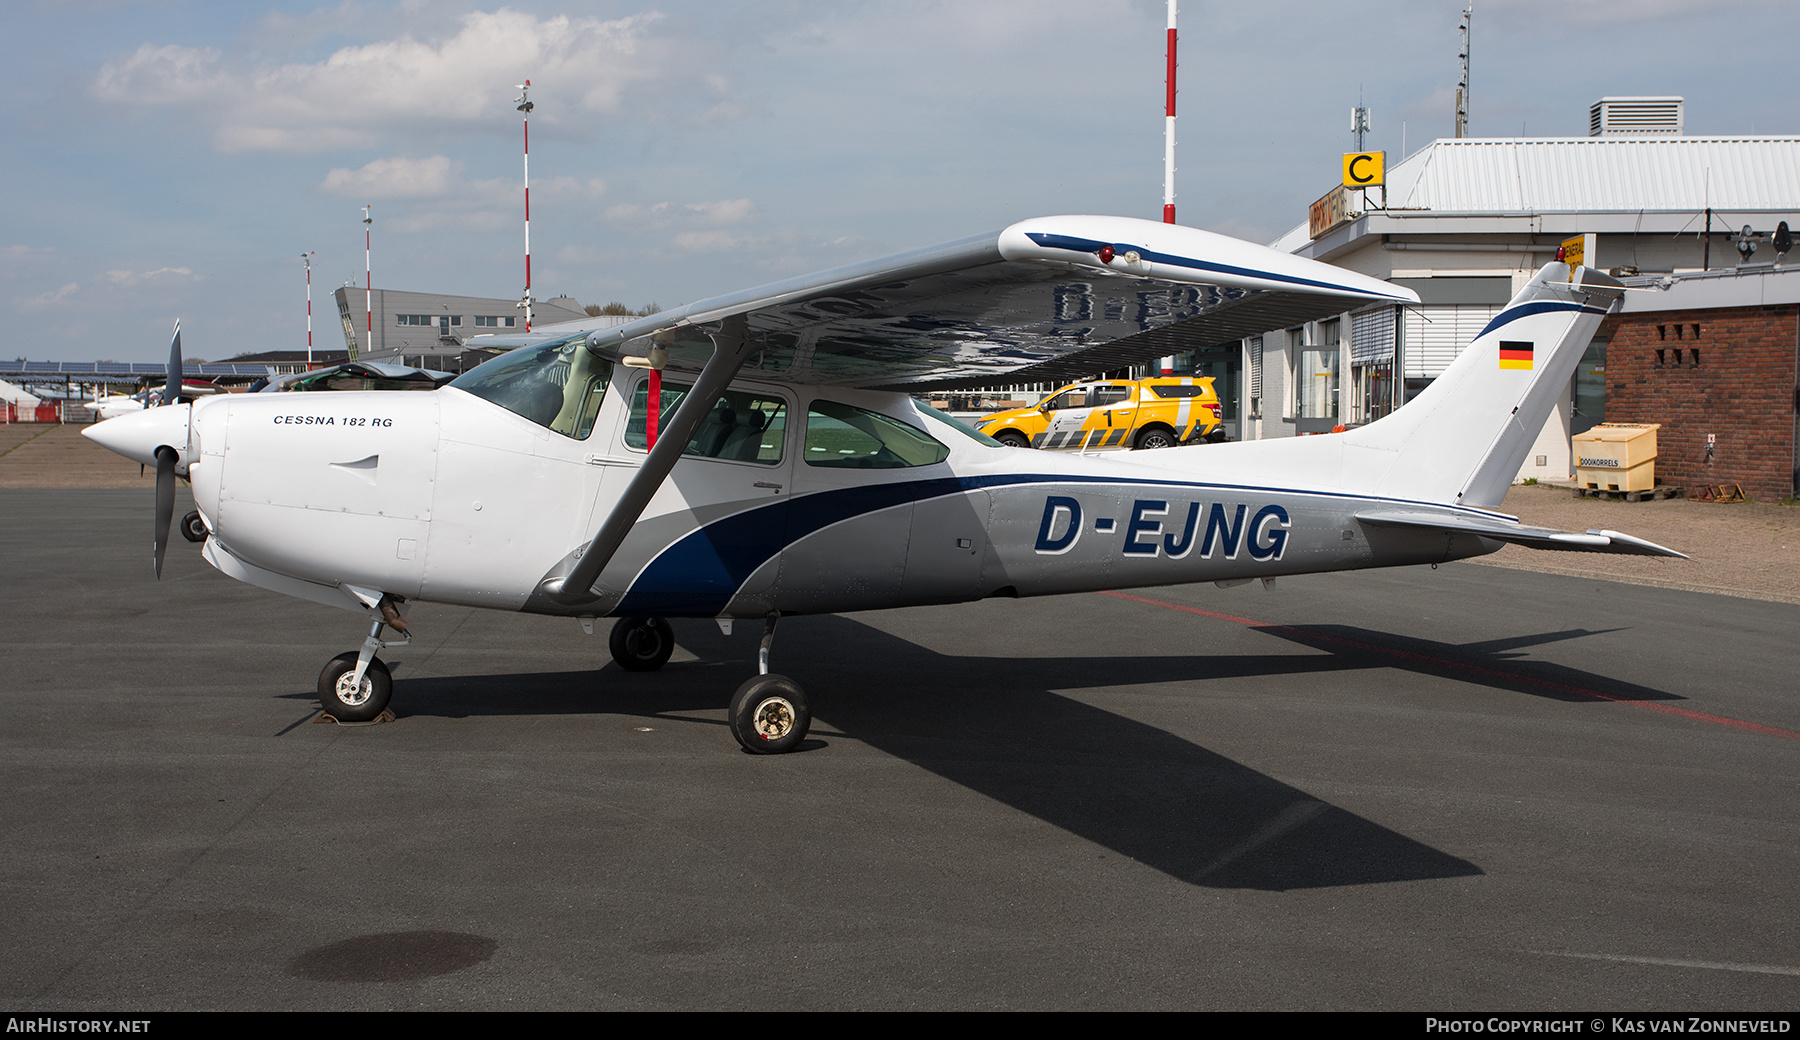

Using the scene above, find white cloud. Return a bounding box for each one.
[604,201,672,222]
[536,177,608,201]
[93,44,225,106]
[17,282,79,312]
[104,267,196,287]
[320,155,459,198]
[95,9,675,154]
[671,230,746,253]
[686,199,754,224]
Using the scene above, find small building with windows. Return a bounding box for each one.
[331,286,590,370]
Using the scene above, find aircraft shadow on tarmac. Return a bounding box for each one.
[382,613,1509,892]
[1244,623,1676,704]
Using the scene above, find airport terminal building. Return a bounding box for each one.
[1171,99,1800,496]
[331,286,592,371]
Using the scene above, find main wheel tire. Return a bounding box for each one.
[1133,426,1177,450]
[317,652,392,722]
[180,510,207,542]
[995,431,1029,449]
[729,674,811,754]
[609,617,675,672]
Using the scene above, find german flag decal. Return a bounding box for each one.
[1498,340,1534,370]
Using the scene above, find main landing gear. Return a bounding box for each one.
[316,594,410,723]
[606,612,811,754]
[608,617,675,672]
[728,613,810,754]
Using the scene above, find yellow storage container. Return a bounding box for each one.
[1572,422,1659,492]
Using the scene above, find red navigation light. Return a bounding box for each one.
[1555,245,1566,262]
[1097,245,1115,264]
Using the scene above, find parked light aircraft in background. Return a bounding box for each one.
[85,381,222,421]
[85,216,1681,753]
[253,360,457,394]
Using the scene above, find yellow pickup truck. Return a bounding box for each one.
[973,377,1225,451]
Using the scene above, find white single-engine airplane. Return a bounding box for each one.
[86,216,1682,753]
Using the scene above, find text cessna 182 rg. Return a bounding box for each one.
[87,216,1682,753]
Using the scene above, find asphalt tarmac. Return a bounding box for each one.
[4,489,1798,1011]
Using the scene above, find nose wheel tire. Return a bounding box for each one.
[729,674,810,754]
[318,652,392,722]
[609,617,675,672]
[179,510,207,543]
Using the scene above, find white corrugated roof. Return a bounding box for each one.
[1387,136,1800,213]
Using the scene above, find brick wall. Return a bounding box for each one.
[1601,305,1799,501]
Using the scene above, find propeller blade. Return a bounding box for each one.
[154,446,176,578]
[163,319,183,408]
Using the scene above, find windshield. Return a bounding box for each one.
[450,338,614,439]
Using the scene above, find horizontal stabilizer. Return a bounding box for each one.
[1356,509,1688,558]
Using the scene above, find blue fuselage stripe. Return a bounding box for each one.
[613,470,1519,616]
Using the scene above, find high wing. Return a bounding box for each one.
[487,215,1419,601]
[470,215,1417,388]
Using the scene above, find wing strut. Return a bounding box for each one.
[545,316,757,603]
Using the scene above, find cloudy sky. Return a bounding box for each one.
[5,0,1796,363]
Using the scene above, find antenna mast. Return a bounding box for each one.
[1352,88,1370,152]
[301,251,315,369]
[362,205,373,359]
[517,80,535,332]
[1455,5,1471,138]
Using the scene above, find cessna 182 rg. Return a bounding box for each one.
[85,215,1681,753]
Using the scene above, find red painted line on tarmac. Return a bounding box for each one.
[1097,590,1800,742]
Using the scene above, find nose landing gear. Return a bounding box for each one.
[179,510,208,543]
[316,594,410,723]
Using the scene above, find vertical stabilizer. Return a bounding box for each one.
[1343,263,1623,509]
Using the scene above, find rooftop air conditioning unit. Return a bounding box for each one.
[1589,97,1684,136]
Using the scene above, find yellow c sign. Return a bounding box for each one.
[1342,151,1385,188]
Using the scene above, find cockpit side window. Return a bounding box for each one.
[450,338,613,439]
[623,380,788,465]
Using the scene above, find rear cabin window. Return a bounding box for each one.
[804,401,949,469]
[1149,384,1213,399]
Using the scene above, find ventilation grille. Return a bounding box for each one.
[1589,97,1684,136]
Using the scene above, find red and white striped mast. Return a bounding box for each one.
[301,251,315,369]
[1163,0,1178,225]
[516,80,534,332]
[362,204,373,358]
[1159,0,1178,375]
